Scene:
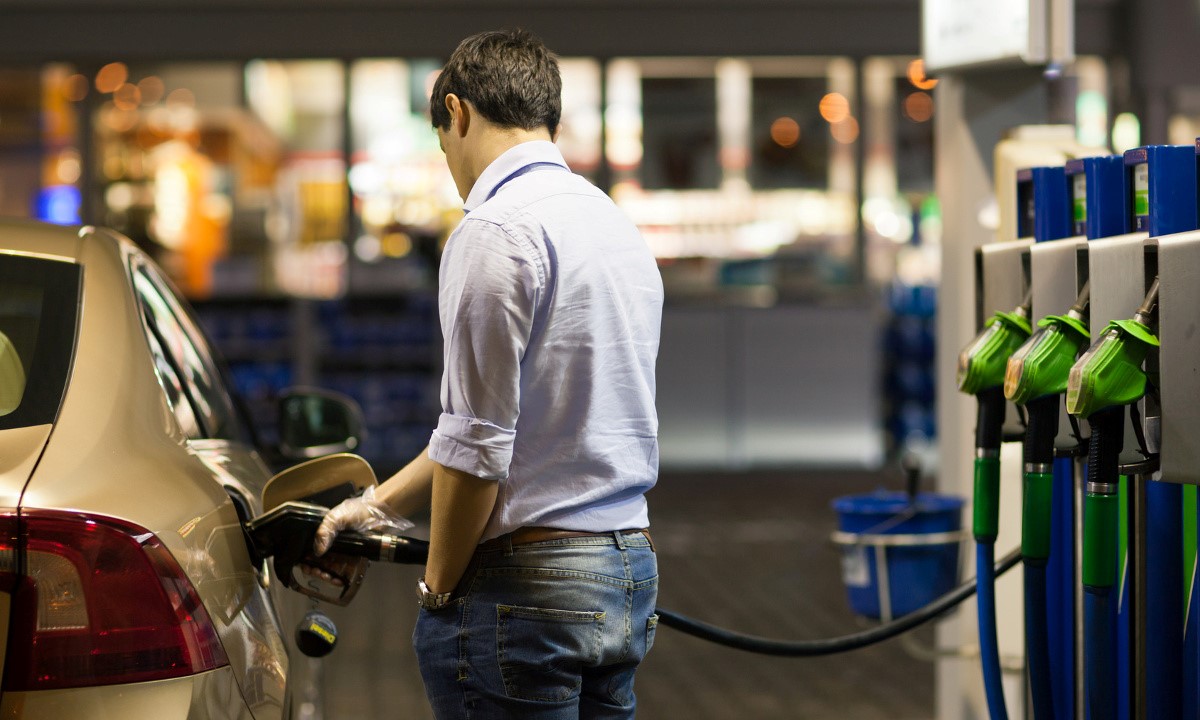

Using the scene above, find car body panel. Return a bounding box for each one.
[0,593,8,687]
[0,425,51,508]
[0,666,255,719]
[0,221,82,263]
[1,221,288,718]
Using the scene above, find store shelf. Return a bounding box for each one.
[194,290,441,475]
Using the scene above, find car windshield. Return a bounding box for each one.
[0,253,82,430]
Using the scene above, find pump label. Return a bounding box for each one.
[1133,162,1149,231]
[841,546,870,587]
[1073,173,1087,235]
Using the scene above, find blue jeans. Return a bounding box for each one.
[413,531,659,719]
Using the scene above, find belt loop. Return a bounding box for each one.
[613,530,627,550]
[503,533,515,557]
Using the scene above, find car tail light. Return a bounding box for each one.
[1,509,229,690]
[0,513,17,593]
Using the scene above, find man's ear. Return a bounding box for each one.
[445,94,471,138]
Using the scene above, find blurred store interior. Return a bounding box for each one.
[2,1,1196,717]
[0,0,1162,477]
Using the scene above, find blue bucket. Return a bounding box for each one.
[832,490,965,619]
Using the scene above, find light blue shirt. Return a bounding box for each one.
[428,141,663,541]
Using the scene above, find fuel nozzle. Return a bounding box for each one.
[1004,281,1091,406]
[1066,278,1160,419]
[958,293,1034,396]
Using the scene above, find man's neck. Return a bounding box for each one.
[465,126,554,193]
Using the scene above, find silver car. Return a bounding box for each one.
[0,219,359,718]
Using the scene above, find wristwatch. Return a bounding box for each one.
[416,578,453,611]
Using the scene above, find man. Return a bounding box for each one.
[313,28,664,719]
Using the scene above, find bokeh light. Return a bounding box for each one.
[903,92,934,122]
[381,231,413,258]
[55,150,82,185]
[818,93,850,124]
[64,73,89,102]
[103,103,139,133]
[1112,112,1141,154]
[166,88,196,108]
[95,62,128,94]
[770,116,801,148]
[907,59,937,91]
[113,83,142,111]
[137,76,165,105]
[1076,90,1108,148]
[831,116,859,144]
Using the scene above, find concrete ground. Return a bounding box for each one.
[301,469,943,719]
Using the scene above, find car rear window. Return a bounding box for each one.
[0,253,82,430]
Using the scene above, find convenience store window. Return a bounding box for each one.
[556,59,603,182]
[641,74,720,190]
[89,62,249,297]
[346,58,455,274]
[607,56,858,288]
[0,65,83,224]
[244,59,348,298]
[749,76,831,190]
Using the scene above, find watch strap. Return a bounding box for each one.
[417,578,453,610]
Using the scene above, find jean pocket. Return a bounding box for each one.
[496,605,605,702]
[645,613,659,654]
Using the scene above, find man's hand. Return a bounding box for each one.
[300,552,364,588]
[313,485,414,556]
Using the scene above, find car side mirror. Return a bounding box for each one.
[277,388,364,461]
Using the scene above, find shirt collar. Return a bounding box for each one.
[463,140,569,213]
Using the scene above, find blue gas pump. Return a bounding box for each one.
[1063,154,1128,720]
[1180,136,1200,720]
[1069,144,1196,720]
[1123,145,1192,720]
[1017,166,1072,242]
[1065,155,1127,240]
[1013,164,1077,720]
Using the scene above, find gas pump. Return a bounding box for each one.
[1061,154,1128,720]
[1005,163,1086,720]
[1000,154,1129,720]
[1005,279,1089,719]
[957,240,1031,720]
[1148,174,1200,718]
[1004,285,1087,720]
[1067,143,1198,720]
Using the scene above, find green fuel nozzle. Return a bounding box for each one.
[1066,278,1160,419]
[960,293,1030,546]
[958,294,1034,396]
[1004,282,1091,406]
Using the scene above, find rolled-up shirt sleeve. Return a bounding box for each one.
[428,219,541,481]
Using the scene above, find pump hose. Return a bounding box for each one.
[1024,560,1053,719]
[655,547,1021,656]
[973,387,1009,720]
[1084,586,1117,720]
[1022,397,1057,720]
[1083,407,1122,720]
[976,542,1009,720]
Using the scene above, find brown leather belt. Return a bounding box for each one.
[478,526,653,552]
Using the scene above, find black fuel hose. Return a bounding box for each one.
[289,508,1022,658]
[654,546,1022,657]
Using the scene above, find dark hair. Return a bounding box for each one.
[430,29,561,134]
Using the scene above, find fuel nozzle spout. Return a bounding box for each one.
[1133,276,1159,329]
[958,292,1033,396]
[1066,277,1160,419]
[1068,280,1091,323]
[1004,281,1092,406]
